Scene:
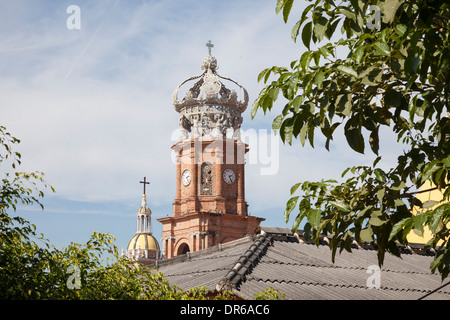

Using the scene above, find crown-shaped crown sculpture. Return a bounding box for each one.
[172,43,248,141]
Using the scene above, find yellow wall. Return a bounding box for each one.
[407,181,448,245]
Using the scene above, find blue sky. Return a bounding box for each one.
[1,0,403,255]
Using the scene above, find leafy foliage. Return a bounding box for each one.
[254,287,286,300]
[253,0,450,279]
[0,210,239,299]
[0,126,280,299]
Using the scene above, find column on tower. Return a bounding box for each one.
[146,214,151,233]
[172,144,183,217]
[136,214,140,233]
[236,141,247,216]
[213,140,223,199]
[175,152,182,197]
[189,141,198,212]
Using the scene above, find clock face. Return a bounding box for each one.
[182,169,191,186]
[223,168,235,184]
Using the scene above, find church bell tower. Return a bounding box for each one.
[158,42,264,259]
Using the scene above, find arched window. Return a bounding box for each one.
[177,243,190,256]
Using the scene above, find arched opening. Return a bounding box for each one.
[177,243,190,256]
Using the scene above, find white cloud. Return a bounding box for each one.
[1,0,407,249]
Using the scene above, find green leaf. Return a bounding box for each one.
[336,93,352,117]
[357,205,373,218]
[405,53,420,75]
[251,97,261,119]
[395,24,407,36]
[275,0,285,14]
[280,117,294,145]
[374,168,385,182]
[353,45,366,64]
[360,227,374,242]
[284,196,299,223]
[313,16,328,42]
[302,22,313,49]
[336,65,358,78]
[344,119,365,154]
[384,89,402,108]
[300,51,312,71]
[389,218,411,241]
[369,209,386,226]
[339,7,356,22]
[257,68,269,83]
[325,19,341,40]
[268,87,279,101]
[299,123,308,146]
[291,20,302,42]
[272,114,284,132]
[377,188,385,202]
[387,239,401,258]
[293,201,313,234]
[369,128,379,155]
[429,203,448,233]
[423,200,438,209]
[379,0,403,24]
[290,182,301,195]
[292,212,303,233]
[303,222,312,241]
[318,45,330,58]
[391,180,406,191]
[282,0,294,23]
[262,95,273,113]
[430,254,444,273]
[299,198,311,212]
[308,122,315,148]
[373,41,391,57]
[307,209,321,229]
[412,214,426,234]
[292,95,303,112]
[314,71,325,89]
[329,199,351,212]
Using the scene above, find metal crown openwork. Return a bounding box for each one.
[172,54,248,141]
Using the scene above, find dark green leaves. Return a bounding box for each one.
[257,0,450,279]
[384,89,402,108]
[302,22,313,49]
[328,199,351,212]
[373,41,391,57]
[336,65,358,78]
[276,0,294,23]
[284,196,299,223]
[344,117,365,154]
[313,16,328,42]
[307,209,321,229]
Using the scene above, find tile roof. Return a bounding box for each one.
[155,236,255,292]
[154,227,450,300]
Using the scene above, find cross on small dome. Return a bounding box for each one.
[140,177,150,195]
[206,40,214,56]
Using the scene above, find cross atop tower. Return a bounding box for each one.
[140,177,150,195]
[206,40,214,56]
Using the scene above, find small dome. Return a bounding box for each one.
[127,233,160,251]
[138,205,151,214]
[138,194,151,214]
